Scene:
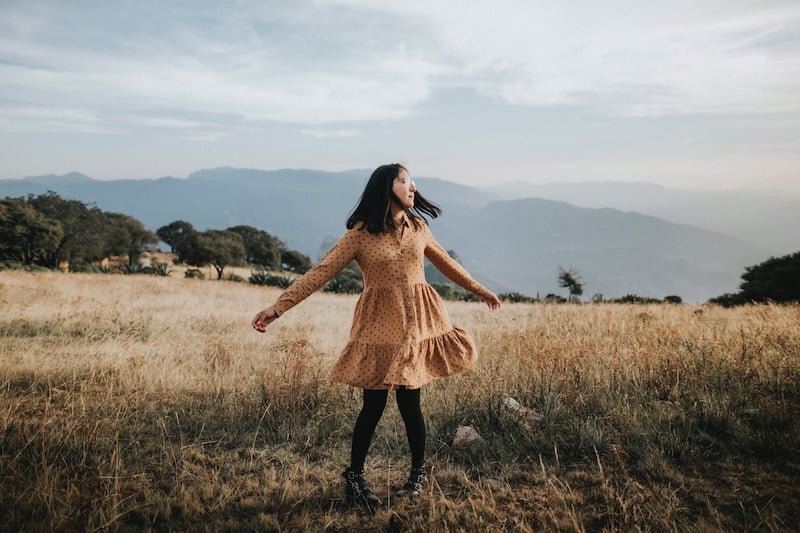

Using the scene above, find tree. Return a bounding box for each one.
[27,192,105,268]
[281,250,312,274]
[710,251,800,306]
[0,198,63,265]
[183,230,245,280]
[226,225,284,268]
[557,266,584,301]
[156,220,196,257]
[102,213,159,266]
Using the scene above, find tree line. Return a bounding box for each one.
[1,192,158,270]
[3,192,797,304]
[0,192,311,279]
[155,220,311,279]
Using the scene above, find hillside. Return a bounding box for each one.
[488,181,800,256]
[0,168,770,301]
[437,198,763,301]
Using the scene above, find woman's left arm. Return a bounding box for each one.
[424,227,502,310]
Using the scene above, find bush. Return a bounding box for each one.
[323,261,362,294]
[431,283,455,300]
[148,262,173,276]
[121,263,145,275]
[184,268,206,280]
[248,268,272,286]
[0,261,49,272]
[69,263,101,273]
[498,292,538,303]
[225,273,246,283]
[663,295,683,304]
[270,275,295,289]
[710,251,800,306]
[613,294,661,304]
[248,268,294,288]
[324,272,362,294]
[457,291,481,302]
[430,284,488,302]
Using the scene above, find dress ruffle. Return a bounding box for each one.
[331,325,478,390]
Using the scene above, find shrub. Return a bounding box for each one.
[184,268,205,280]
[270,275,295,289]
[431,283,455,300]
[663,295,683,304]
[0,261,49,272]
[120,263,145,275]
[248,268,272,286]
[457,291,481,302]
[248,268,294,288]
[225,273,246,283]
[498,292,538,303]
[613,294,661,304]
[146,262,173,276]
[69,263,101,273]
[430,284,487,302]
[324,272,362,294]
[711,251,800,305]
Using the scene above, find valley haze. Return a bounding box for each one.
[2,168,796,303]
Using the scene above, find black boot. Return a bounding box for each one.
[394,466,426,498]
[342,467,381,507]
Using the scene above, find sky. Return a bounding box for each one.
[1,0,799,191]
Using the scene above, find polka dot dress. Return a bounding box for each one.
[271,214,492,390]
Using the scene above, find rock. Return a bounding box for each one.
[452,425,483,448]
[503,396,544,424]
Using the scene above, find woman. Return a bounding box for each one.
[252,163,501,507]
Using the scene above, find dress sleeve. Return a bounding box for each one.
[271,227,361,316]
[423,225,491,298]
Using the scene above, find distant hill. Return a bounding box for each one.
[0,168,771,301]
[487,181,800,256]
[437,198,764,302]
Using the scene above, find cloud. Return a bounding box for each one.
[0,1,439,132]
[326,0,800,116]
[300,128,361,139]
[0,99,115,134]
[0,0,798,139]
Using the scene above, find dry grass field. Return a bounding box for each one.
[1,270,799,532]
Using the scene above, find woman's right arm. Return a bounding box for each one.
[252,228,361,331]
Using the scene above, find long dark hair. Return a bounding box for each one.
[346,163,441,234]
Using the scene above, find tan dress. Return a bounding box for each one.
[271,213,492,390]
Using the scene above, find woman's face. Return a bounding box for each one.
[391,169,416,210]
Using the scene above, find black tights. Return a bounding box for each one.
[350,388,425,472]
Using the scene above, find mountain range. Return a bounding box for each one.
[2,168,793,302]
[488,181,800,256]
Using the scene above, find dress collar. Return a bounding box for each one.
[393,211,411,228]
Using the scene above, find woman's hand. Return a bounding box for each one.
[251,307,278,333]
[483,292,502,310]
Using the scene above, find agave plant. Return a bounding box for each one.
[120,263,144,275]
[248,268,272,286]
[149,262,173,276]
